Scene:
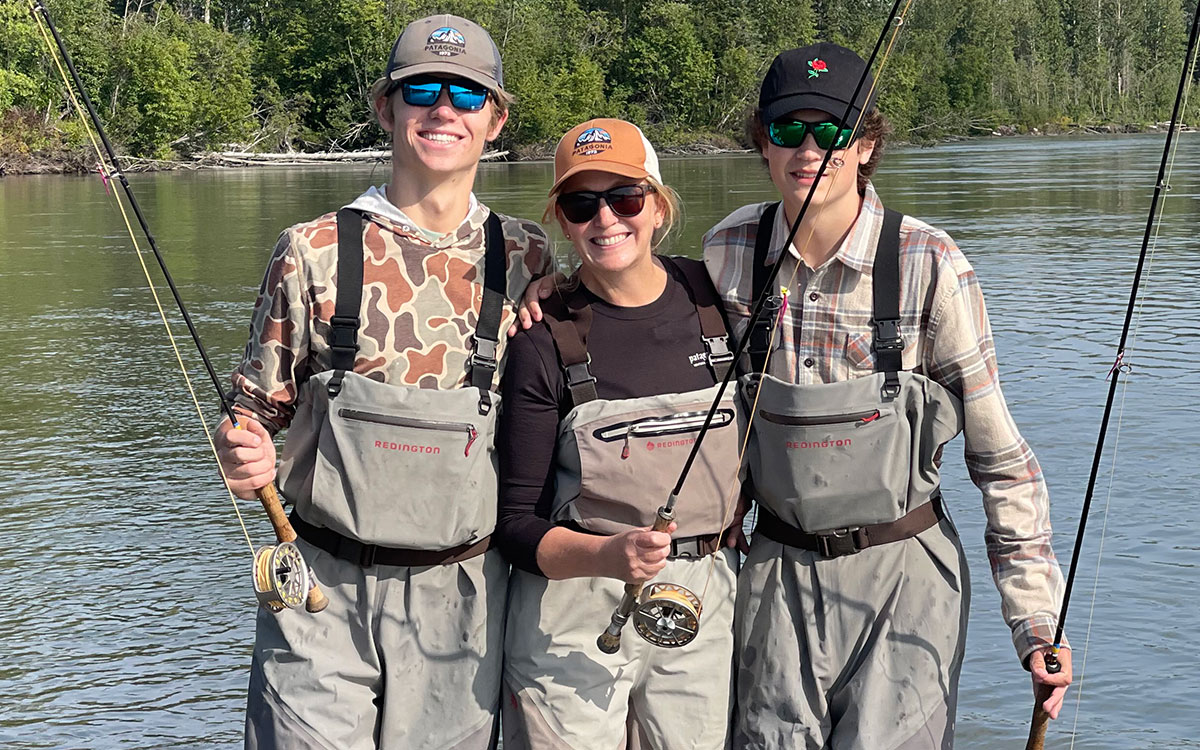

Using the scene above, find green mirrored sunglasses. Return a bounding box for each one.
[767,119,858,150]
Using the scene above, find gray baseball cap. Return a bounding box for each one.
[379,15,504,93]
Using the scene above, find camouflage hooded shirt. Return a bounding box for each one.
[231,191,552,434]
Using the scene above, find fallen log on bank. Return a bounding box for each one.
[197,149,508,167]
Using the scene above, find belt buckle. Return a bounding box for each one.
[669,538,697,559]
[816,528,859,558]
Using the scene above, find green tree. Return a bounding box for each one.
[619,0,716,133]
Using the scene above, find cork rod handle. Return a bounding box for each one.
[256,482,328,612]
[1025,682,1055,750]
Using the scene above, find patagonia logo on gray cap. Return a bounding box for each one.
[425,26,466,57]
[379,14,505,92]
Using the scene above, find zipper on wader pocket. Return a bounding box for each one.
[338,409,479,456]
[759,408,881,427]
[592,409,736,461]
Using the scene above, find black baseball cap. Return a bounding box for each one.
[759,42,876,125]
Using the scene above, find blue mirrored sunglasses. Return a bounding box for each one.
[391,78,489,112]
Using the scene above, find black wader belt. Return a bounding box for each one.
[328,209,507,413]
[872,209,905,399]
[543,257,734,407]
[754,494,944,559]
[559,520,724,559]
[748,202,782,374]
[291,511,490,567]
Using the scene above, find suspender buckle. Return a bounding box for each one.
[470,336,499,371]
[564,357,597,388]
[816,527,861,558]
[329,315,359,352]
[872,319,903,350]
[703,335,734,367]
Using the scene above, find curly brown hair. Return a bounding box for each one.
[746,108,892,193]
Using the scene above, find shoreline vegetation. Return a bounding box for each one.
[4,0,1197,177]
[4,124,1194,176]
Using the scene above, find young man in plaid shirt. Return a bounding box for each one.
[706,43,1073,749]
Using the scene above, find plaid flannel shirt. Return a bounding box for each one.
[703,184,1065,663]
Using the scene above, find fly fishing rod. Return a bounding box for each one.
[1025,3,1200,748]
[596,0,910,653]
[30,0,327,614]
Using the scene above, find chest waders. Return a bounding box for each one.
[276,208,507,562]
[501,259,741,750]
[548,258,741,648]
[246,210,514,750]
[734,205,969,750]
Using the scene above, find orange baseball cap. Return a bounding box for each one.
[549,118,662,196]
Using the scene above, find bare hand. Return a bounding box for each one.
[723,526,750,554]
[1030,647,1073,719]
[598,521,677,583]
[507,273,562,337]
[215,415,277,500]
[724,491,752,554]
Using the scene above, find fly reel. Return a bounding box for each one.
[632,582,702,648]
[252,542,311,612]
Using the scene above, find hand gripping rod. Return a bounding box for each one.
[1025,1,1200,747]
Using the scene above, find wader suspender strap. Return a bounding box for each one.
[544,291,600,407]
[749,202,782,374]
[327,210,508,410]
[545,259,735,407]
[663,257,734,381]
[327,208,365,397]
[872,208,905,399]
[470,213,507,401]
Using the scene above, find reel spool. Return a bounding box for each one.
[253,542,310,612]
[632,582,702,648]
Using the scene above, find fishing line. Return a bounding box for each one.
[666,0,910,510]
[597,6,915,651]
[30,0,256,557]
[1027,1,1200,745]
[692,3,914,609]
[1045,0,1200,660]
[1066,34,1199,750]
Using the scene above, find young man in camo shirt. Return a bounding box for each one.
[215,15,550,749]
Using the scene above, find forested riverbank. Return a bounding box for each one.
[2,0,1197,174]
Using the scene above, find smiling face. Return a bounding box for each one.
[555,171,665,280]
[375,74,507,178]
[763,107,874,213]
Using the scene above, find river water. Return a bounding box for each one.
[0,135,1197,748]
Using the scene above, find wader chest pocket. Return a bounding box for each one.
[306,374,498,550]
[338,409,479,456]
[556,392,741,539]
[748,403,912,532]
[593,409,734,460]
